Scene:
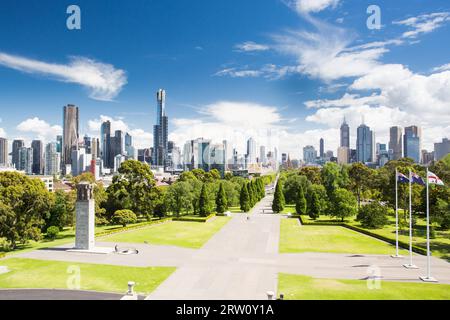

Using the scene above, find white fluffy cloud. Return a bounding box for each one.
[294,0,340,14]
[87,115,152,149]
[0,128,6,138]
[0,52,127,101]
[215,68,263,78]
[16,117,62,143]
[234,41,269,52]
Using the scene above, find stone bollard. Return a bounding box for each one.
[266,291,274,300]
[121,281,138,300]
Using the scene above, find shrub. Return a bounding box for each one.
[112,210,137,227]
[356,201,389,229]
[46,226,60,240]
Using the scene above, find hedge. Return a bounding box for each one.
[96,217,172,238]
[298,216,428,256]
[172,213,216,223]
[0,252,5,259]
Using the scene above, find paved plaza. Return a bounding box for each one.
[13,194,450,300]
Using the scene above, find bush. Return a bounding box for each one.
[112,210,137,227]
[46,226,60,240]
[356,201,389,229]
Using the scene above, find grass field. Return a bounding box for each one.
[0,258,175,295]
[279,218,408,254]
[300,214,450,261]
[278,273,450,300]
[101,217,231,248]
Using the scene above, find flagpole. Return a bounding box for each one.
[404,169,418,269]
[392,168,402,258]
[420,167,438,282]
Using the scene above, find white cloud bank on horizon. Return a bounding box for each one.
[0,52,127,101]
[15,117,62,145]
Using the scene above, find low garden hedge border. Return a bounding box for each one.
[96,217,173,238]
[172,213,216,223]
[0,252,5,259]
[298,216,428,256]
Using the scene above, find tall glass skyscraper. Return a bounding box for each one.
[340,118,350,148]
[356,123,375,163]
[404,125,422,163]
[12,139,24,169]
[0,137,8,166]
[63,104,79,168]
[101,120,111,168]
[31,140,43,175]
[153,89,169,167]
[389,126,403,160]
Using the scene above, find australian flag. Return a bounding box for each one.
[397,172,409,183]
[411,172,425,185]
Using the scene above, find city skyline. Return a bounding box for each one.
[0,0,450,158]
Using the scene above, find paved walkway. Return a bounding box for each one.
[12,194,450,300]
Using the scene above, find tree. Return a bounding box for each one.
[112,209,137,227]
[199,183,214,217]
[356,201,389,229]
[321,162,346,200]
[306,184,328,218]
[106,160,156,218]
[165,181,193,217]
[0,172,52,249]
[349,162,374,208]
[331,188,357,222]
[272,181,285,213]
[44,190,75,230]
[434,198,450,229]
[46,226,60,240]
[283,174,310,204]
[295,186,307,215]
[308,192,320,220]
[216,182,228,214]
[240,182,251,212]
[299,167,322,185]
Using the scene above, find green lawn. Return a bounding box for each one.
[101,217,231,248]
[281,204,296,214]
[280,218,407,254]
[300,214,450,261]
[278,273,450,300]
[0,258,175,295]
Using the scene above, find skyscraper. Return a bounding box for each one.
[31,140,43,175]
[259,145,266,164]
[303,145,317,164]
[110,130,125,165]
[63,104,79,169]
[12,139,24,169]
[153,89,169,167]
[404,126,422,163]
[320,138,324,158]
[44,142,61,176]
[101,121,111,168]
[246,137,257,165]
[340,118,350,148]
[0,138,8,166]
[434,138,450,161]
[125,133,134,158]
[356,123,375,163]
[91,138,99,160]
[18,147,33,174]
[389,126,403,160]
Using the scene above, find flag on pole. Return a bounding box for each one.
[397,172,409,183]
[411,172,425,185]
[427,171,445,186]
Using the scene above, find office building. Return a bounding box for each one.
[18,147,33,174]
[356,123,375,163]
[153,89,169,167]
[31,140,43,175]
[303,146,317,164]
[44,142,61,176]
[340,118,350,148]
[434,138,450,161]
[63,104,79,169]
[389,126,403,160]
[246,137,257,165]
[0,137,8,166]
[320,138,324,158]
[337,146,350,165]
[12,139,24,169]
[404,126,422,163]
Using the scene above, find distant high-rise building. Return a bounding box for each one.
[303,146,317,164]
[259,146,266,164]
[125,133,134,158]
[340,118,350,148]
[18,147,33,174]
[153,89,169,167]
[421,150,435,165]
[44,142,61,176]
[83,135,92,154]
[110,130,125,164]
[404,126,422,163]
[356,123,375,163]
[320,138,324,158]
[389,126,403,160]
[12,139,24,169]
[101,121,111,168]
[209,143,227,177]
[0,138,8,166]
[337,146,350,165]
[56,135,63,153]
[138,148,152,164]
[246,137,257,165]
[63,104,79,169]
[91,138,99,160]
[31,140,43,175]
[434,138,450,161]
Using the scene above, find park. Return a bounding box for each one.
[1,157,450,300]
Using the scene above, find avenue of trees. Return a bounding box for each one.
[272,155,450,231]
[0,160,275,250]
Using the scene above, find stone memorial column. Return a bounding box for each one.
[75,182,95,250]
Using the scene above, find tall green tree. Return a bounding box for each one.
[272,181,285,213]
[240,182,251,212]
[216,182,228,214]
[199,183,213,217]
[165,181,193,217]
[308,192,320,220]
[349,162,373,209]
[0,172,52,249]
[295,186,307,215]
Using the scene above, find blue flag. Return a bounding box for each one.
[397,172,409,183]
[411,172,425,185]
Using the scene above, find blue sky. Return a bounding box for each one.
[0,0,450,157]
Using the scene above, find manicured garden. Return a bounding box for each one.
[278,273,450,300]
[279,218,407,254]
[100,217,231,248]
[0,258,175,295]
